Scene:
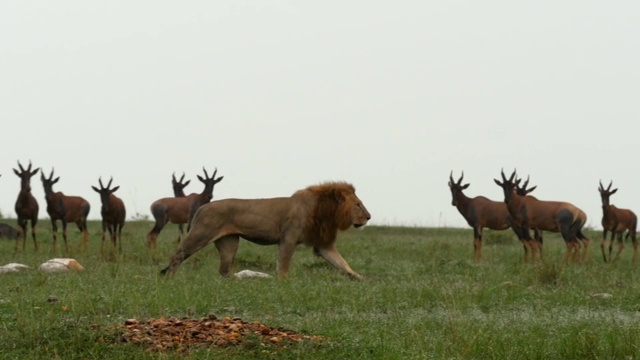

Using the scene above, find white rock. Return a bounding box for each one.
[233,269,272,279]
[590,293,613,299]
[39,258,85,273]
[0,263,30,274]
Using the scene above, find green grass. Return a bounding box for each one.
[0,220,639,359]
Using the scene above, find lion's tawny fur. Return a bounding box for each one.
[160,181,371,279]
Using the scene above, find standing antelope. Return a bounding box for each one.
[494,169,590,265]
[146,167,223,249]
[41,168,91,252]
[171,172,190,243]
[13,160,40,252]
[598,180,637,263]
[448,171,531,262]
[92,177,126,254]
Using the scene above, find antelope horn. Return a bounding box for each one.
[501,168,507,182]
[449,170,454,184]
[607,180,613,191]
[172,172,177,182]
[49,167,55,180]
[27,160,33,172]
[202,167,209,178]
[180,172,185,182]
[457,171,464,185]
[523,175,530,189]
[599,179,604,191]
[508,169,516,182]
[99,176,104,189]
[212,167,218,179]
[107,176,113,189]
[17,161,25,172]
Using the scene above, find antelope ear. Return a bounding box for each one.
[528,186,537,193]
[462,183,470,190]
[13,169,20,176]
[91,186,100,193]
[53,177,60,184]
[184,180,191,187]
[214,176,224,184]
[494,179,502,186]
[112,186,120,193]
[197,175,205,182]
[611,188,618,195]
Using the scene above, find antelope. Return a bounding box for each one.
[494,169,590,265]
[448,171,532,262]
[92,177,126,254]
[598,180,637,263]
[515,175,545,260]
[41,168,91,252]
[13,160,40,252]
[146,167,223,249]
[171,172,190,243]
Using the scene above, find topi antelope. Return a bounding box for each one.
[448,171,531,262]
[13,160,40,252]
[514,175,545,260]
[92,177,126,254]
[41,168,91,252]
[598,180,637,263]
[495,169,590,265]
[171,172,190,243]
[146,167,223,249]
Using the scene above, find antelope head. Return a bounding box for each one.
[198,167,224,202]
[92,177,120,213]
[40,168,60,195]
[598,180,617,207]
[13,160,40,191]
[494,169,520,204]
[172,172,190,197]
[448,171,469,206]
[515,175,537,196]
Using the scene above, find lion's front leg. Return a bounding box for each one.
[215,235,240,277]
[277,241,299,280]
[316,246,363,280]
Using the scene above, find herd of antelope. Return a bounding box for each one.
[449,169,638,264]
[2,160,636,265]
[3,160,223,255]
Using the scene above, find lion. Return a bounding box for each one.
[160,181,371,280]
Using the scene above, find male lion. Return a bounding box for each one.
[160,181,371,280]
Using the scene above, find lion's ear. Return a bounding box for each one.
[333,189,346,203]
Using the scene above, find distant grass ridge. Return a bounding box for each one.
[0,220,638,359]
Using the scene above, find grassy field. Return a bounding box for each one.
[0,220,639,359]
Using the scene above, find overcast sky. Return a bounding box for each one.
[1,2,639,229]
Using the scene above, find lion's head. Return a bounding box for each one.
[303,182,371,247]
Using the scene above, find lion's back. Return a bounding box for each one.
[193,196,308,243]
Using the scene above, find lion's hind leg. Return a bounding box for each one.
[316,246,363,280]
[215,235,240,277]
[160,225,217,276]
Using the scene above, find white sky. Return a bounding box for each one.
[1,1,639,229]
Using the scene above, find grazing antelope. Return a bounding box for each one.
[171,172,190,243]
[598,180,637,263]
[146,167,223,249]
[41,168,91,252]
[92,177,126,254]
[448,171,531,262]
[13,160,40,252]
[494,169,590,265]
